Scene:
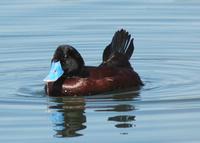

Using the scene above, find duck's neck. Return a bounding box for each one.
[63,67,89,78]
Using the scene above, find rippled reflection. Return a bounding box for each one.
[48,90,139,137]
[106,104,136,129]
[94,91,139,130]
[48,97,86,137]
[108,115,135,128]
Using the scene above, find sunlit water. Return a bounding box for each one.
[0,0,200,142]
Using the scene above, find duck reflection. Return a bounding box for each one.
[108,115,135,128]
[48,97,86,137]
[48,90,140,137]
[96,90,139,129]
[98,104,136,129]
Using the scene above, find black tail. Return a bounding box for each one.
[101,29,134,68]
[103,29,134,61]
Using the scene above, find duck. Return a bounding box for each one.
[44,29,143,96]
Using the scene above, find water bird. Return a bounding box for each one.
[44,29,143,96]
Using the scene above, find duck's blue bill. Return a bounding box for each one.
[43,61,64,82]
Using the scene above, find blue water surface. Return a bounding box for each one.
[0,0,200,143]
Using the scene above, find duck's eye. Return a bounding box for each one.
[64,54,68,59]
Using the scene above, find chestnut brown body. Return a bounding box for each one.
[46,66,142,96]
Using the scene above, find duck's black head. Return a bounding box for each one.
[53,45,85,75]
[44,45,86,82]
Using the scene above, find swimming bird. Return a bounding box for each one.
[44,29,143,96]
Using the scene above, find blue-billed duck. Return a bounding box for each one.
[44,29,143,96]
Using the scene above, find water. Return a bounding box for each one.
[0,0,200,142]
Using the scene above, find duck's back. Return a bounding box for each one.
[61,66,142,96]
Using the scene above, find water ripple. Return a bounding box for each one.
[1,0,200,142]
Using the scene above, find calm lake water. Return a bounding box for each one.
[0,0,200,142]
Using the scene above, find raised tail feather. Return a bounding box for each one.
[102,29,134,68]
